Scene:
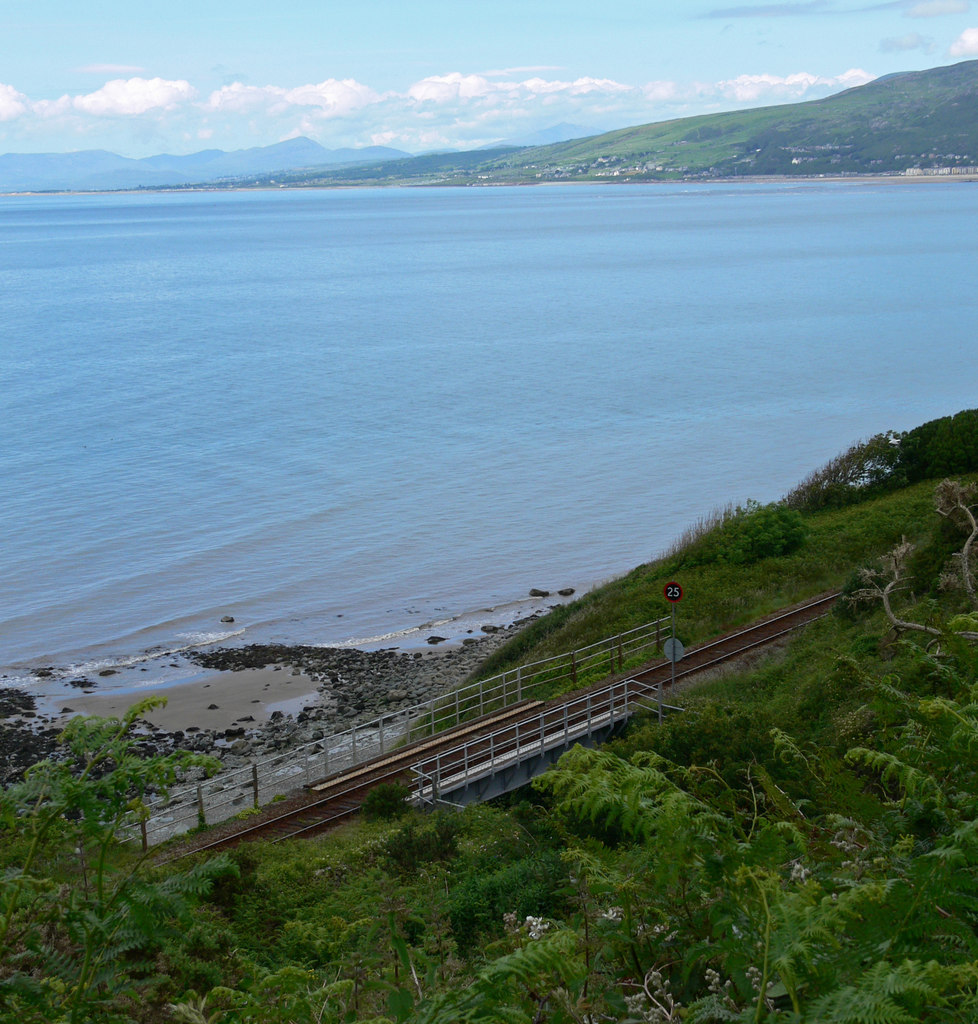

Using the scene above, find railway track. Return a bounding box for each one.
[162,591,837,859]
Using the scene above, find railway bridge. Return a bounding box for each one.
[160,591,837,859]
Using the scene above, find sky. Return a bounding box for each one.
[2,0,978,157]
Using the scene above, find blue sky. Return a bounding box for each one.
[2,0,977,156]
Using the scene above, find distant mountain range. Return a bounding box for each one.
[6,61,977,192]
[0,137,411,192]
[0,122,601,193]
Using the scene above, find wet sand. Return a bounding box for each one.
[54,666,320,733]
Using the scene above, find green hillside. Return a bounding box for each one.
[267,59,978,187]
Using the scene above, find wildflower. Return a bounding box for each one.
[789,861,810,883]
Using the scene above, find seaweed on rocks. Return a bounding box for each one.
[0,689,60,785]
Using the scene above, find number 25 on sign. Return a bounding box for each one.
[664,582,683,603]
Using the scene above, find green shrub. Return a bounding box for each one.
[362,782,411,821]
[680,500,806,567]
[380,812,460,875]
[899,408,978,483]
[448,850,567,954]
[784,431,904,511]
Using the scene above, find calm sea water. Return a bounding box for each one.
[2,182,977,688]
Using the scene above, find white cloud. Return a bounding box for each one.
[0,65,882,156]
[207,79,377,118]
[408,73,496,102]
[407,72,634,105]
[0,83,28,121]
[643,81,680,102]
[205,82,280,113]
[950,25,978,51]
[282,79,378,115]
[71,77,196,116]
[907,0,968,16]
[716,69,872,102]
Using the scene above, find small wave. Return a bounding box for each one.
[317,589,584,651]
[0,673,43,691]
[324,623,433,648]
[12,628,247,685]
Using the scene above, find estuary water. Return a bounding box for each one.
[2,181,977,688]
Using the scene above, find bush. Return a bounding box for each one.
[381,812,460,875]
[899,409,978,483]
[448,850,567,954]
[784,431,904,511]
[679,501,806,567]
[362,782,411,821]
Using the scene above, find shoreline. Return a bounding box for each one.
[0,579,586,690]
[3,171,977,199]
[0,607,547,785]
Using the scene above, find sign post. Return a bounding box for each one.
[662,582,684,723]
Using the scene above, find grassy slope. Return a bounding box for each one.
[474,480,940,680]
[481,59,978,178]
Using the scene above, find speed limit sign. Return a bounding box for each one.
[664,582,683,603]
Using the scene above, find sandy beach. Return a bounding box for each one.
[53,666,321,733]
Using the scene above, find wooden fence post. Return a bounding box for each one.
[196,785,206,827]
[252,764,259,808]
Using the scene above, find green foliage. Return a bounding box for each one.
[784,432,904,511]
[362,782,412,822]
[899,409,978,484]
[448,850,567,954]
[0,699,229,1024]
[380,812,461,875]
[676,500,807,568]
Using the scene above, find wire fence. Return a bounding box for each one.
[127,615,671,847]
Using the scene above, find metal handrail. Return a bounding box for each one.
[410,677,681,803]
